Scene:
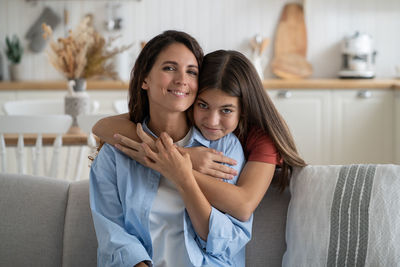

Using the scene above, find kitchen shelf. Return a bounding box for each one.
[0,79,399,91]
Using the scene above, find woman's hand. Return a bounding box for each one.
[114,123,156,166]
[177,146,238,180]
[142,132,193,188]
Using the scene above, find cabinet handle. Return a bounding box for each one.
[357,90,372,99]
[277,90,292,99]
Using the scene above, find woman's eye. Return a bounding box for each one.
[163,66,175,71]
[222,109,233,114]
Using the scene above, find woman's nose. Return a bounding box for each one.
[174,70,187,85]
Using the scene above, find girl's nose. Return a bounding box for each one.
[206,111,219,126]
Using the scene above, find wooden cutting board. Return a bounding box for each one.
[272,3,312,79]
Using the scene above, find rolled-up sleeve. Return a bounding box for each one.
[90,144,151,267]
[184,135,251,266]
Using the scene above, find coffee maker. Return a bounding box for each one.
[338,32,376,79]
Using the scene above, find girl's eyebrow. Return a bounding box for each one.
[162,61,198,69]
[221,104,237,108]
[197,97,237,109]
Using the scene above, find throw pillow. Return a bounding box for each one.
[283,164,400,267]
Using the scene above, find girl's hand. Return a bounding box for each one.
[177,146,238,180]
[135,262,149,267]
[142,132,193,188]
[113,123,156,166]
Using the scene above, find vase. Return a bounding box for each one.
[9,63,22,81]
[65,79,90,134]
[252,54,264,80]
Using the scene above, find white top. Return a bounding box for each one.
[149,128,193,267]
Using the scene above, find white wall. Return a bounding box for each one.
[1,0,399,81]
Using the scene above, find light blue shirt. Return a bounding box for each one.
[90,122,251,267]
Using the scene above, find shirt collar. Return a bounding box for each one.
[141,118,210,148]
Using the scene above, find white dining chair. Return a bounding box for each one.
[3,99,100,115]
[0,115,72,179]
[73,114,112,181]
[113,99,129,114]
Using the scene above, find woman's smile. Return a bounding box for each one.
[167,89,189,97]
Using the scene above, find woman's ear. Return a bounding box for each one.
[142,79,149,90]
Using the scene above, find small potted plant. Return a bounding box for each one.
[5,35,23,81]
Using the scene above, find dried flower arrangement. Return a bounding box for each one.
[42,15,131,80]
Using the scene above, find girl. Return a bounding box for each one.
[94,50,306,223]
[90,31,250,267]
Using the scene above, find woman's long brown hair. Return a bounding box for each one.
[198,50,307,191]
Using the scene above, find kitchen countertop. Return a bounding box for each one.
[0,79,399,90]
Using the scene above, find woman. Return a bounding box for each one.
[90,31,250,267]
[94,50,306,222]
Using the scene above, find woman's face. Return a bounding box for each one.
[142,43,199,115]
[193,88,241,141]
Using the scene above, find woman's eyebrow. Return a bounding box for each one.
[162,61,198,69]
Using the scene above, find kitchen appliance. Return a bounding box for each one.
[338,32,376,79]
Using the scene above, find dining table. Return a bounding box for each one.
[3,132,93,146]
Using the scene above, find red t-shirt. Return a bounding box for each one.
[243,127,281,166]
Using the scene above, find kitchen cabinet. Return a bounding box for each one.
[396,90,400,164]
[268,88,395,165]
[332,89,394,164]
[269,90,331,164]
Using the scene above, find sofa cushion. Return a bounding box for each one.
[0,173,70,267]
[246,185,291,267]
[62,179,97,267]
[283,164,400,267]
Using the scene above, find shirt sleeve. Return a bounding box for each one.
[246,127,281,165]
[184,135,252,266]
[90,144,152,267]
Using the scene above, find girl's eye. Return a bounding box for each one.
[187,70,198,76]
[221,109,233,114]
[198,102,208,109]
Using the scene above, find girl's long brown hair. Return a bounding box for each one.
[198,50,307,191]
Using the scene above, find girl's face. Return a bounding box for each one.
[193,88,241,141]
[142,43,199,115]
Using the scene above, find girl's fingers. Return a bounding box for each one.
[114,134,141,150]
[137,123,157,150]
[115,143,139,158]
[142,143,158,163]
[155,137,167,155]
[159,132,174,150]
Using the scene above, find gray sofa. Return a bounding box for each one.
[0,173,289,267]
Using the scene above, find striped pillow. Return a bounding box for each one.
[283,164,400,267]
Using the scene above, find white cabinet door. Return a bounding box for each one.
[268,90,331,164]
[332,89,394,164]
[0,91,17,115]
[395,90,400,164]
